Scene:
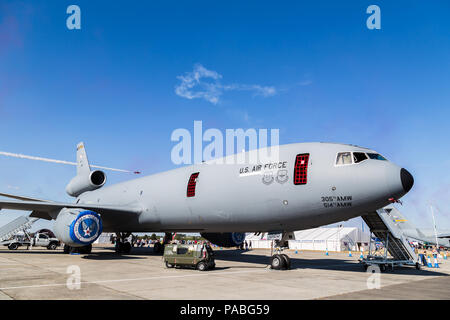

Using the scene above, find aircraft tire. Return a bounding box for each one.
[281,254,291,270]
[123,242,132,254]
[270,254,285,270]
[63,244,71,254]
[80,244,92,254]
[69,246,78,254]
[153,242,163,254]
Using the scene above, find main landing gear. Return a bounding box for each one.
[63,244,92,254]
[115,232,132,254]
[153,232,173,254]
[269,232,293,270]
[270,252,291,270]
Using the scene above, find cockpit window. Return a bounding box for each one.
[336,152,352,165]
[367,153,387,160]
[336,151,387,166]
[353,152,368,163]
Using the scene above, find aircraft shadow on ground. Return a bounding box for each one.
[1,247,448,276]
[212,249,449,276]
[81,253,145,260]
[0,249,62,255]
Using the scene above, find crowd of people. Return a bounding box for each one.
[109,234,211,248]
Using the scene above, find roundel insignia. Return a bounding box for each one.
[69,211,103,244]
[231,232,245,245]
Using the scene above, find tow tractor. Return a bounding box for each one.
[163,243,215,271]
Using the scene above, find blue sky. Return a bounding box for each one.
[0,0,449,232]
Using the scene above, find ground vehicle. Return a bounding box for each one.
[1,232,60,250]
[163,243,215,271]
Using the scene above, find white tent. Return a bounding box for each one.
[245,233,273,249]
[245,227,370,252]
[289,227,370,252]
[94,232,114,244]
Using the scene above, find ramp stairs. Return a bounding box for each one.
[362,208,417,263]
[0,216,38,242]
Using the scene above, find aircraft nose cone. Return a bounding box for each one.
[400,168,414,193]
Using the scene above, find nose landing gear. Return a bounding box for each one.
[270,252,291,270]
[269,232,293,270]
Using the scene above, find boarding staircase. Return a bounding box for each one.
[362,208,417,262]
[0,216,38,242]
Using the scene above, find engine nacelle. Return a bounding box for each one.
[54,208,103,247]
[66,170,106,197]
[200,232,246,248]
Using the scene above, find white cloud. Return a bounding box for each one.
[175,64,276,104]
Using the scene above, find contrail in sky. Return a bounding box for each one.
[0,151,138,174]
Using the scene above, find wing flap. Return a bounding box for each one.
[29,210,53,220]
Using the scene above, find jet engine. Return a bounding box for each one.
[65,170,106,197]
[54,208,103,247]
[200,232,246,247]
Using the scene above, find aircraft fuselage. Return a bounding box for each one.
[77,142,413,233]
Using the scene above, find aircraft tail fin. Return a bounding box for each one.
[385,206,450,247]
[76,142,91,176]
[386,206,426,237]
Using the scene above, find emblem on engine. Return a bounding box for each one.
[70,211,102,244]
[231,232,245,245]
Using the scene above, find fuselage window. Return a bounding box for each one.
[294,153,310,185]
[353,152,368,163]
[336,152,352,165]
[367,153,387,161]
[187,172,200,197]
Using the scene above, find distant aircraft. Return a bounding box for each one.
[0,142,414,268]
[384,206,450,247]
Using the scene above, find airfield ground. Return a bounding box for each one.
[0,245,449,300]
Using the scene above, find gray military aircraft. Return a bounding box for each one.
[383,206,450,247]
[0,142,414,267]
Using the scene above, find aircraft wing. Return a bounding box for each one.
[0,199,142,219]
[438,233,450,239]
[0,192,52,202]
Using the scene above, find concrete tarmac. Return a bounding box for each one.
[0,245,448,300]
